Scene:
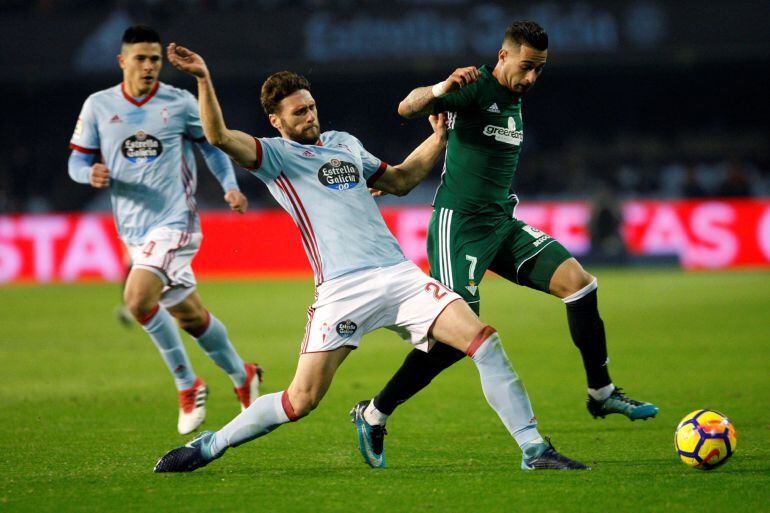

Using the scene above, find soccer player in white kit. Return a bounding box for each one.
[154,43,588,472]
[68,26,262,435]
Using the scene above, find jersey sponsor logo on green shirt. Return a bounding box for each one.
[482,116,523,146]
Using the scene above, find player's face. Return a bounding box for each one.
[497,43,547,95]
[272,89,321,145]
[118,42,163,96]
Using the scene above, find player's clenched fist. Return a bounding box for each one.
[167,43,209,79]
[90,163,110,188]
[224,189,248,214]
[433,67,480,97]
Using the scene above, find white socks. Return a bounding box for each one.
[588,383,615,401]
[468,329,541,447]
[193,313,247,386]
[364,401,389,426]
[211,391,291,456]
[140,306,196,390]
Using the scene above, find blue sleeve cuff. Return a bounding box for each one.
[197,140,239,192]
[68,151,95,184]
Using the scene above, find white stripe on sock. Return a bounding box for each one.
[562,277,598,304]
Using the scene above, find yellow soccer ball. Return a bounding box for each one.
[675,409,737,470]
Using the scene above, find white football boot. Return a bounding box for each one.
[177,377,207,434]
[233,363,264,411]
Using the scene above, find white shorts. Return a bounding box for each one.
[127,227,202,308]
[301,260,462,354]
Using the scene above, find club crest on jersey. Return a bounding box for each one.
[122,130,163,163]
[318,159,360,190]
[483,116,523,146]
[161,107,170,124]
[336,320,358,338]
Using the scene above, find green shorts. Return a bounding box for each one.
[427,206,572,313]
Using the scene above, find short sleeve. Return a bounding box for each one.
[245,137,284,182]
[351,135,387,185]
[69,97,100,153]
[183,91,206,142]
[433,79,480,113]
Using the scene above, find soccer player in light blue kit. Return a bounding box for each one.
[154,42,588,472]
[68,26,263,434]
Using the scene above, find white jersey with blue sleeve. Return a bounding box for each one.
[247,131,406,285]
[69,82,238,245]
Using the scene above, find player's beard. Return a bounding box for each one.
[289,123,321,145]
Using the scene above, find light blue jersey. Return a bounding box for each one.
[248,131,405,285]
[69,82,238,245]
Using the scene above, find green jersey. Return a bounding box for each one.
[432,65,523,216]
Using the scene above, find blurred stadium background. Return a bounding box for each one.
[1,0,769,282]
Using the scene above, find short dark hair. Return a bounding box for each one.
[504,21,548,51]
[260,71,311,115]
[122,25,161,45]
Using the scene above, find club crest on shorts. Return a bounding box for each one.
[336,320,358,338]
[318,159,360,190]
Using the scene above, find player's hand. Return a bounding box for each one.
[167,43,209,79]
[441,66,480,94]
[429,112,448,143]
[224,189,248,213]
[369,187,388,198]
[90,163,110,189]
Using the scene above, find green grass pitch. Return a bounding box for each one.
[1,269,769,512]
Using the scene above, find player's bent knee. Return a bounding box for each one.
[176,310,210,337]
[466,325,498,357]
[550,259,594,298]
[123,290,157,321]
[430,299,486,351]
[572,270,594,292]
[283,389,314,420]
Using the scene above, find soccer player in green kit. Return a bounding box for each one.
[351,20,658,468]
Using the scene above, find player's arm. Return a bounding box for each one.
[370,113,447,197]
[68,150,110,189]
[69,97,109,188]
[397,67,480,119]
[167,43,257,169]
[195,140,248,213]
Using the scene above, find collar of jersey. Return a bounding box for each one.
[121,81,160,107]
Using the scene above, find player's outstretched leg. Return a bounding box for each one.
[154,349,350,473]
[552,259,658,421]
[431,301,589,470]
[155,390,291,473]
